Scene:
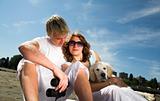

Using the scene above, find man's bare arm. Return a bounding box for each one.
[19,41,56,71]
[19,41,68,92]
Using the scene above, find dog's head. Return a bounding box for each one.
[89,61,114,82]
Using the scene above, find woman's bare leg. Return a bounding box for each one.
[74,69,93,101]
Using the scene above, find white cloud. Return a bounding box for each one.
[86,28,111,39]
[28,0,42,6]
[128,56,160,81]
[117,6,160,24]
[13,20,36,27]
[83,0,93,10]
[128,56,152,64]
[1,24,9,28]
[86,28,120,69]
[85,27,160,64]
[85,27,160,78]
[102,28,160,48]
[150,62,160,81]
[76,1,93,22]
[124,28,160,47]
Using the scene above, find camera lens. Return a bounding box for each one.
[51,77,60,87]
[46,88,58,97]
[46,88,66,97]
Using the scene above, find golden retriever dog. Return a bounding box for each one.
[89,61,115,82]
[89,50,115,82]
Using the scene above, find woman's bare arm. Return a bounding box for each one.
[90,77,128,92]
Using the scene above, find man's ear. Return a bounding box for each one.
[89,67,96,82]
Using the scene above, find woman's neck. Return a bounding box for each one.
[73,55,83,62]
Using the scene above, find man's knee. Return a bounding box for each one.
[20,62,37,78]
[19,62,39,101]
[19,62,38,90]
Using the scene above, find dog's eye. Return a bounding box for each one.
[103,67,106,70]
[96,68,99,71]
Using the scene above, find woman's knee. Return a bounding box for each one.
[78,68,89,78]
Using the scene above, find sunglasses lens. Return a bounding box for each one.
[68,41,75,46]
[76,42,83,47]
[69,41,83,47]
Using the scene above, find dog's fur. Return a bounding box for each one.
[89,50,115,82]
[89,61,114,82]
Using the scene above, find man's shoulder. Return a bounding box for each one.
[33,36,48,40]
[32,36,48,42]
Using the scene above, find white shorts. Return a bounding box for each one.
[92,85,147,101]
[17,59,89,101]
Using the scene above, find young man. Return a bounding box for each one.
[17,15,93,101]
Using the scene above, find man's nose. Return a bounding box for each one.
[61,38,66,43]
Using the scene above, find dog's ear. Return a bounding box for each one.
[89,66,96,82]
[94,51,101,62]
[90,50,101,63]
[107,66,113,78]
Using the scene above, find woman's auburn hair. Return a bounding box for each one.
[62,33,91,62]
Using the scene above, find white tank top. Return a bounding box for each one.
[33,36,66,101]
[33,36,66,68]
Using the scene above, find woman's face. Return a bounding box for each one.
[69,36,84,57]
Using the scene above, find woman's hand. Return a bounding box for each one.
[109,77,128,87]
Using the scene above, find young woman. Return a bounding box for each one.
[62,32,147,101]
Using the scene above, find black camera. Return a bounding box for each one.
[46,77,67,100]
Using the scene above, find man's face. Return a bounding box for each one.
[50,33,67,47]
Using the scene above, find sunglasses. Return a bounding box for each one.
[68,40,84,47]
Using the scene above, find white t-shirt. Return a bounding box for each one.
[18,36,66,101]
[35,36,67,101]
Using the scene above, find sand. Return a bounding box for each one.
[0,67,23,101]
[0,67,77,101]
[0,67,159,101]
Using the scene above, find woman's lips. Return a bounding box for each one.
[73,49,79,51]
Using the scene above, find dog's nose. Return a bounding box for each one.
[101,73,106,77]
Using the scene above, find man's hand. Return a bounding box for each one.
[53,67,68,93]
[61,64,69,72]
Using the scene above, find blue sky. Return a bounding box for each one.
[0,0,160,82]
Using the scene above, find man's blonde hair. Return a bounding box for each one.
[46,15,69,36]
